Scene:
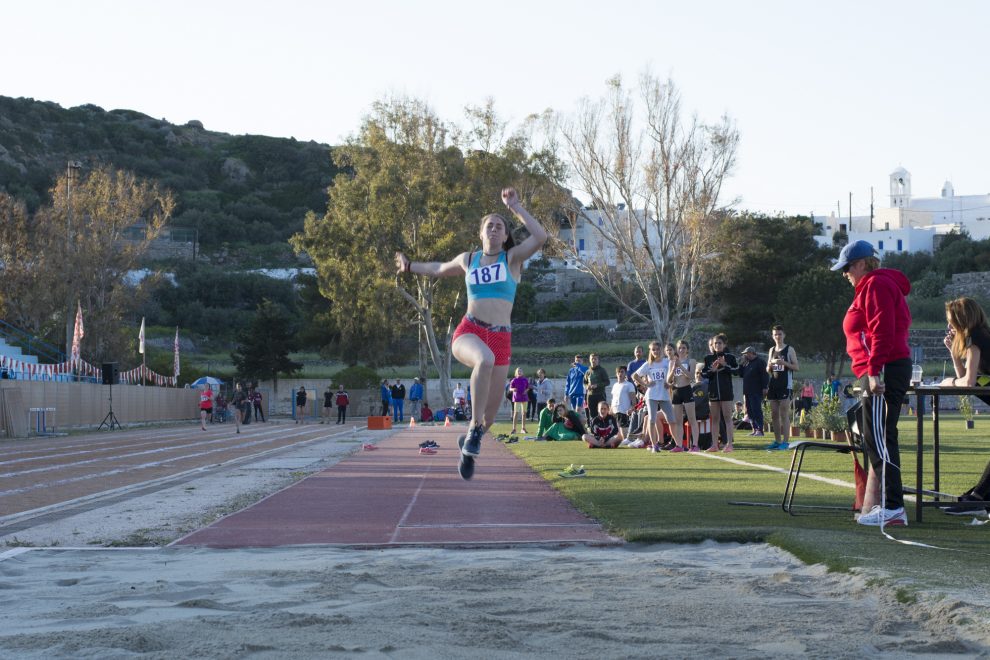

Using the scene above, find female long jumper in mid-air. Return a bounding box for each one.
[395,187,547,479]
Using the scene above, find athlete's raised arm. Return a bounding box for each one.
[502,187,547,267]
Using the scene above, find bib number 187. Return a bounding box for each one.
[469,263,505,285]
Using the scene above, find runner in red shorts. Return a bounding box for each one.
[395,187,547,479]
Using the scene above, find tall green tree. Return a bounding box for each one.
[292,97,566,402]
[0,166,174,363]
[772,266,852,377]
[230,298,302,398]
[708,212,827,344]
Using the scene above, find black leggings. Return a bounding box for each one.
[860,359,911,510]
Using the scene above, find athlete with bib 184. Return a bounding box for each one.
[394,188,547,480]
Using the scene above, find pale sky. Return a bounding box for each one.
[3,0,988,218]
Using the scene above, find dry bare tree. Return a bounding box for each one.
[557,73,739,342]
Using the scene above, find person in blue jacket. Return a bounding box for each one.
[409,377,424,417]
[566,355,588,411]
[739,346,769,438]
[379,379,392,416]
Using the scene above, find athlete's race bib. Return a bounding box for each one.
[468,262,507,286]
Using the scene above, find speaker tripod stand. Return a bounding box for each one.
[99,381,122,430]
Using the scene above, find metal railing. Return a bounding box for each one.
[0,318,66,364]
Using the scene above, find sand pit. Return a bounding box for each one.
[1,541,988,658]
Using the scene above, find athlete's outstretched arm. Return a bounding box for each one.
[395,251,467,278]
[502,187,547,266]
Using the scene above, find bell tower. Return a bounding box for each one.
[889,167,911,208]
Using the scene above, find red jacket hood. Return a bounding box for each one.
[858,268,911,297]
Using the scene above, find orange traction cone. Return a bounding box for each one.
[409,417,416,428]
[444,416,451,427]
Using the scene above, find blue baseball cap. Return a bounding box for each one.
[831,240,877,271]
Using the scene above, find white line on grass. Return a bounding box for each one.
[696,452,917,503]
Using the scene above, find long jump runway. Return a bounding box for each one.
[174,425,620,548]
[0,421,353,524]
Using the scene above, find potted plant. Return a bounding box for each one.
[797,409,813,437]
[812,394,846,441]
[809,401,826,439]
[959,395,975,430]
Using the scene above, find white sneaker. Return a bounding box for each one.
[856,505,908,527]
[619,438,633,447]
[629,439,646,449]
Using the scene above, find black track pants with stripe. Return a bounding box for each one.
[860,358,912,511]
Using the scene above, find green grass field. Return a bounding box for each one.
[488,413,990,600]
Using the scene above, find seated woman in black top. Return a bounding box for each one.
[941,297,990,514]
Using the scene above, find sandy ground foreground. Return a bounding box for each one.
[1,541,988,659]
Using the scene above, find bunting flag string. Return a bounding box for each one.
[0,355,178,387]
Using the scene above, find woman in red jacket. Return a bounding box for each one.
[833,240,912,528]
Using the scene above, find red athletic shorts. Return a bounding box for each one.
[452,315,512,366]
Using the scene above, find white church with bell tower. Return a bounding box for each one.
[817,166,990,254]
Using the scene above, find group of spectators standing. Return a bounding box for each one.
[501,327,820,453]
[379,378,425,423]
[198,383,265,433]
[319,384,352,425]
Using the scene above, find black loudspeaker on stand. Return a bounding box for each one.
[99,362,122,430]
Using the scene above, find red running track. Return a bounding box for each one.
[173,426,620,548]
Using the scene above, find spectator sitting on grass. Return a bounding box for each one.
[543,403,586,441]
[732,401,751,428]
[584,401,621,448]
[537,398,557,438]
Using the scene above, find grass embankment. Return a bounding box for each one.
[491,414,990,600]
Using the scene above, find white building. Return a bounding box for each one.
[815,167,990,255]
[554,206,662,270]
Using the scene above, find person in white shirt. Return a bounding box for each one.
[633,341,674,452]
[534,368,553,412]
[452,383,466,413]
[610,365,636,441]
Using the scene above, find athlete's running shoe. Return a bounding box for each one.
[856,505,908,527]
[559,464,586,478]
[462,424,484,457]
[457,435,475,480]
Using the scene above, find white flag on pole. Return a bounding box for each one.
[138,317,145,355]
[173,327,180,378]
